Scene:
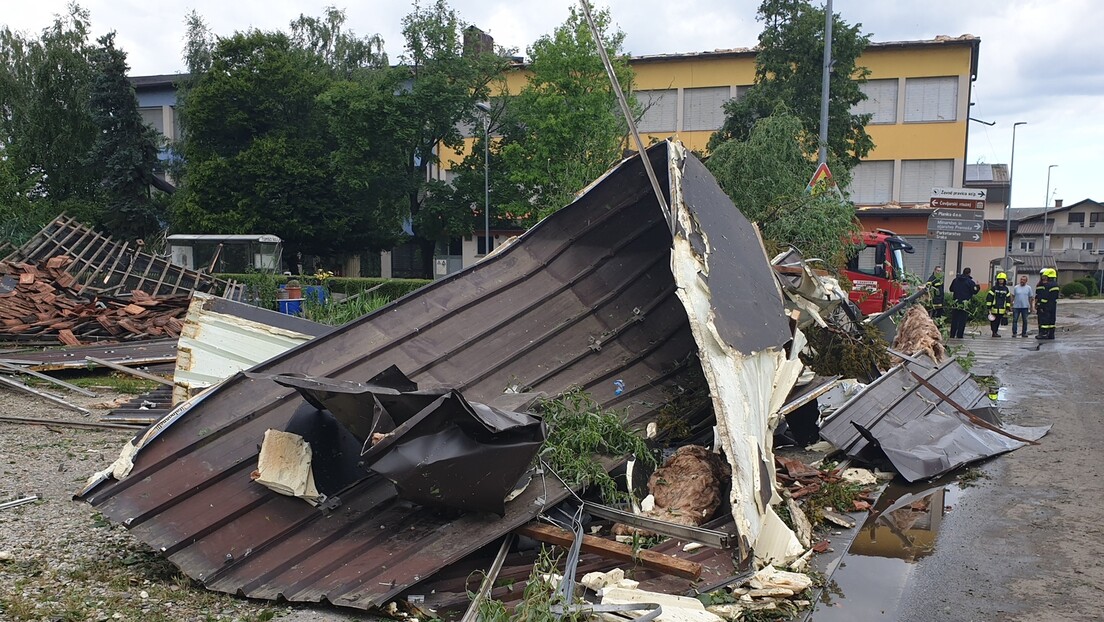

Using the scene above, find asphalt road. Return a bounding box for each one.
[893,300,1104,621]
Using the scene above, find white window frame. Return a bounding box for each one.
[1019,238,1036,252]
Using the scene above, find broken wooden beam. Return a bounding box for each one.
[84,356,174,387]
[515,521,702,580]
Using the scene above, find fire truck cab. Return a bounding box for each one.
[844,229,915,316]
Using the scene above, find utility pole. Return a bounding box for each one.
[817,0,833,166]
[1005,121,1027,271]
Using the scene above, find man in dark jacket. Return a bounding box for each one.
[1035,268,1060,340]
[926,266,945,318]
[948,267,980,338]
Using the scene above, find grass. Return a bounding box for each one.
[957,466,989,488]
[301,291,394,326]
[21,371,162,395]
[536,387,656,504]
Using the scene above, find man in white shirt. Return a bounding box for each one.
[1011,274,1034,337]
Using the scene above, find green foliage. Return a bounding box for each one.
[709,0,873,170]
[801,322,890,382]
[216,274,430,300]
[239,271,281,310]
[86,32,164,238]
[706,111,858,262]
[537,387,655,504]
[1063,281,1089,297]
[803,468,863,528]
[491,6,635,225]
[1076,276,1100,296]
[475,547,590,622]
[302,291,394,326]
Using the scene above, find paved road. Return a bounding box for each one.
[894,299,1104,621]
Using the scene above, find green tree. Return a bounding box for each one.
[447,7,634,227]
[387,0,511,273]
[173,10,401,261]
[708,0,872,170]
[0,4,98,204]
[707,110,857,262]
[86,32,164,239]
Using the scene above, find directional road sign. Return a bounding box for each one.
[931,197,985,210]
[931,187,987,201]
[932,208,984,220]
[928,230,982,242]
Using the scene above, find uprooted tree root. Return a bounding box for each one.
[801,322,891,381]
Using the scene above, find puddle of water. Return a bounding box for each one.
[807,475,965,621]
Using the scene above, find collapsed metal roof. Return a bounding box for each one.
[819,357,1050,481]
[78,141,794,610]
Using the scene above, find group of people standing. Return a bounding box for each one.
[926,266,1060,340]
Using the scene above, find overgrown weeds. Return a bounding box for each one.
[302,291,393,326]
[537,387,655,504]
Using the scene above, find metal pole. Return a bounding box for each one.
[817,0,833,166]
[484,113,490,255]
[1043,164,1057,256]
[1005,121,1027,271]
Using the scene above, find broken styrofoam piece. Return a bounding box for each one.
[682,542,703,552]
[753,507,804,566]
[804,440,836,453]
[749,565,813,593]
[250,429,323,505]
[602,587,724,622]
[583,568,642,594]
[840,467,878,486]
[641,494,656,513]
[748,587,795,598]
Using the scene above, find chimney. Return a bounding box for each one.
[1054,199,1063,208]
[463,26,494,57]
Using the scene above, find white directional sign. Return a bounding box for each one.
[928,230,982,242]
[932,208,984,220]
[931,187,987,201]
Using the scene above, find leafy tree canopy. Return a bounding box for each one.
[444,6,635,228]
[707,109,858,263]
[709,0,872,171]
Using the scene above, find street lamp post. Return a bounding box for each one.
[1005,121,1027,271]
[475,101,491,256]
[1042,164,1058,256]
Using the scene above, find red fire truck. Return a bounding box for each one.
[844,229,916,316]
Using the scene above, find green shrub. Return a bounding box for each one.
[216,274,430,301]
[1061,281,1088,297]
[1075,276,1100,296]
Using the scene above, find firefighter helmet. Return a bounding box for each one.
[996,272,1007,280]
[1040,268,1057,278]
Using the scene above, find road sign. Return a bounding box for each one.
[927,230,982,242]
[928,217,983,233]
[931,197,985,210]
[931,187,987,201]
[932,208,984,220]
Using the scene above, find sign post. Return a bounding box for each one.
[927,187,986,243]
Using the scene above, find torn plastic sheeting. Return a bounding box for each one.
[820,358,1050,481]
[263,368,547,516]
[667,143,801,560]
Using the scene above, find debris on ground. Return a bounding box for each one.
[613,445,730,537]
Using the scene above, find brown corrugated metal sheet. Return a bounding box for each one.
[78,141,788,610]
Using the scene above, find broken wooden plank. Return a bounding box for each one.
[84,356,173,386]
[0,374,91,415]
[515,521,702,580]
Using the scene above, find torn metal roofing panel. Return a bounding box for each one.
[173,293,328,404]
[2,215,227,297]
[819,358,1050,481]
[0,339,178,372]
[78,141,794,610]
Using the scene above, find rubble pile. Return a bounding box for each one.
[0,256,189,345]
[893,305,946,362]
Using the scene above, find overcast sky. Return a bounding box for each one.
[4,0,1100,209]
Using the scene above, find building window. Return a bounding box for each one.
[1091,212,1102,227]
[682,87,730,131]
[904,77,958,123]
[1084,241,1096,251]
[847,160,894,204]
[139,106,165,135]
[734,85,753,101]
[1069,212,1085,226]
[853,79,898,124]
[477,235,494,255]
[900,159,954,203]
[635,89,677,133]
[1019,238,1036,252]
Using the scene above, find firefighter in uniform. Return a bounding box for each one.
[986,272,1012,337]
[1035,268,1060,340]
[926,266,945,318]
